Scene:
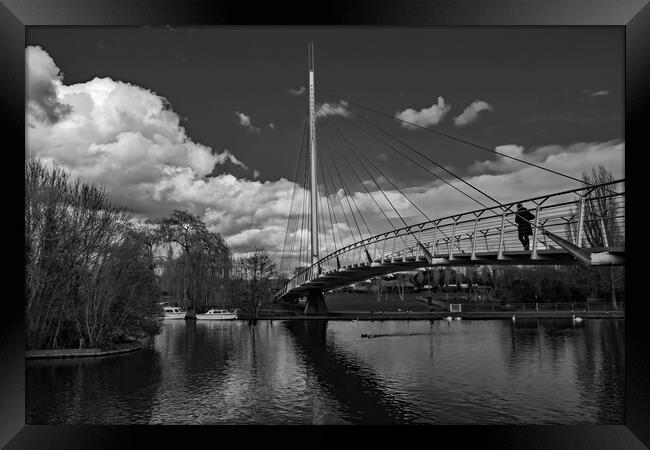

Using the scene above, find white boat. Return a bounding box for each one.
[163,306,186,320]
[196,309,238,320]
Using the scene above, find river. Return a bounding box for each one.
[26,318,625,424]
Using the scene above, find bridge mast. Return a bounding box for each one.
[303,43,328,315]
[309,42,319,267]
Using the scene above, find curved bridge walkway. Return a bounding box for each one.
[276,180,624,302]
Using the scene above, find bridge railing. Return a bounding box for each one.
[278,180,624,299]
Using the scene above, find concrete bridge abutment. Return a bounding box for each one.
[304,290,328,315]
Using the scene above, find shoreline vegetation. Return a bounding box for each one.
[26,159,163,352]
[25,158,282,352]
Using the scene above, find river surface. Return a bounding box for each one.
[26,319,625,424]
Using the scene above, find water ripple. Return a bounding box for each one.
[26,319,624,425]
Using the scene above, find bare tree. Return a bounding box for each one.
[25,158,161,350]
[581,166,623,309]
[230,248,276,323]
[581,166,622,248]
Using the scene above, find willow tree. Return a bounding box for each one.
[157,210,206,313]
[156,210,230,312]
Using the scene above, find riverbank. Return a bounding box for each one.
[250,310,624,321]
[26,341,144,360]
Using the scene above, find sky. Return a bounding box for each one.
[25,27,624,267]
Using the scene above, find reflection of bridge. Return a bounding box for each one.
[284,320,408,423]
[276,44,624,312]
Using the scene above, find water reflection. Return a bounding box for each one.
[285,320,409,423]
[505,319,625,423]
[26,345,162,424]
[26,319,624,424]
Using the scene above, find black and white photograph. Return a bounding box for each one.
[16,17,639,434]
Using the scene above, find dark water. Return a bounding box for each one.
[26,319,625,424]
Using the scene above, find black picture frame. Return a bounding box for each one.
[2,0,648,448]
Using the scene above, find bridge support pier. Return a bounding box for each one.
[304,290,328,315]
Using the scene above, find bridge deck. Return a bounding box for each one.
[277,180,625,302]
[279,246,624,301]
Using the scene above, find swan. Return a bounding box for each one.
[443,316,453,321]
[454,316,462,321]
[572,314,583,324]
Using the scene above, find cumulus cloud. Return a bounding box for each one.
[235,111,261,132]
[214,149,248,169]
[453,100,493,127]
[26,45,72,123]
[289,86,306,96]
[26,46,624,269]
[25,45,297,259]
[467,141,623,177]
[395,97,451,128]
[467,144,526,174]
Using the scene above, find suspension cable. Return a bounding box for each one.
[280,118,308,273]
[319,161,343,251]
[286,138,308,274]
[321,158,358,246]
[322,116,427,227]
[319,114,401,231]
[332,121,431,222]
[321,103,493,212]
[318,125,374,238]
[320,91,601,188]
[324,102,500,210]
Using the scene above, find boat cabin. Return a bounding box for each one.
[205,309,230,314]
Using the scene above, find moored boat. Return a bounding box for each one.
[163,306,186,320]
[196,309,238,320]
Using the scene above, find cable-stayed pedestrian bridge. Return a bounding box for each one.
[276,180,624,302]
[275,44,624,309]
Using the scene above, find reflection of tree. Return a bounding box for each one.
[26,349,162,424]
[507,319,624,424]
[508,319,543,370]
[576,320,625,423]
[157,320,234,385]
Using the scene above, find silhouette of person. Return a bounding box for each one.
[515,203,535,250]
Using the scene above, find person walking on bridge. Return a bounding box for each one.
[515,203,535,250]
